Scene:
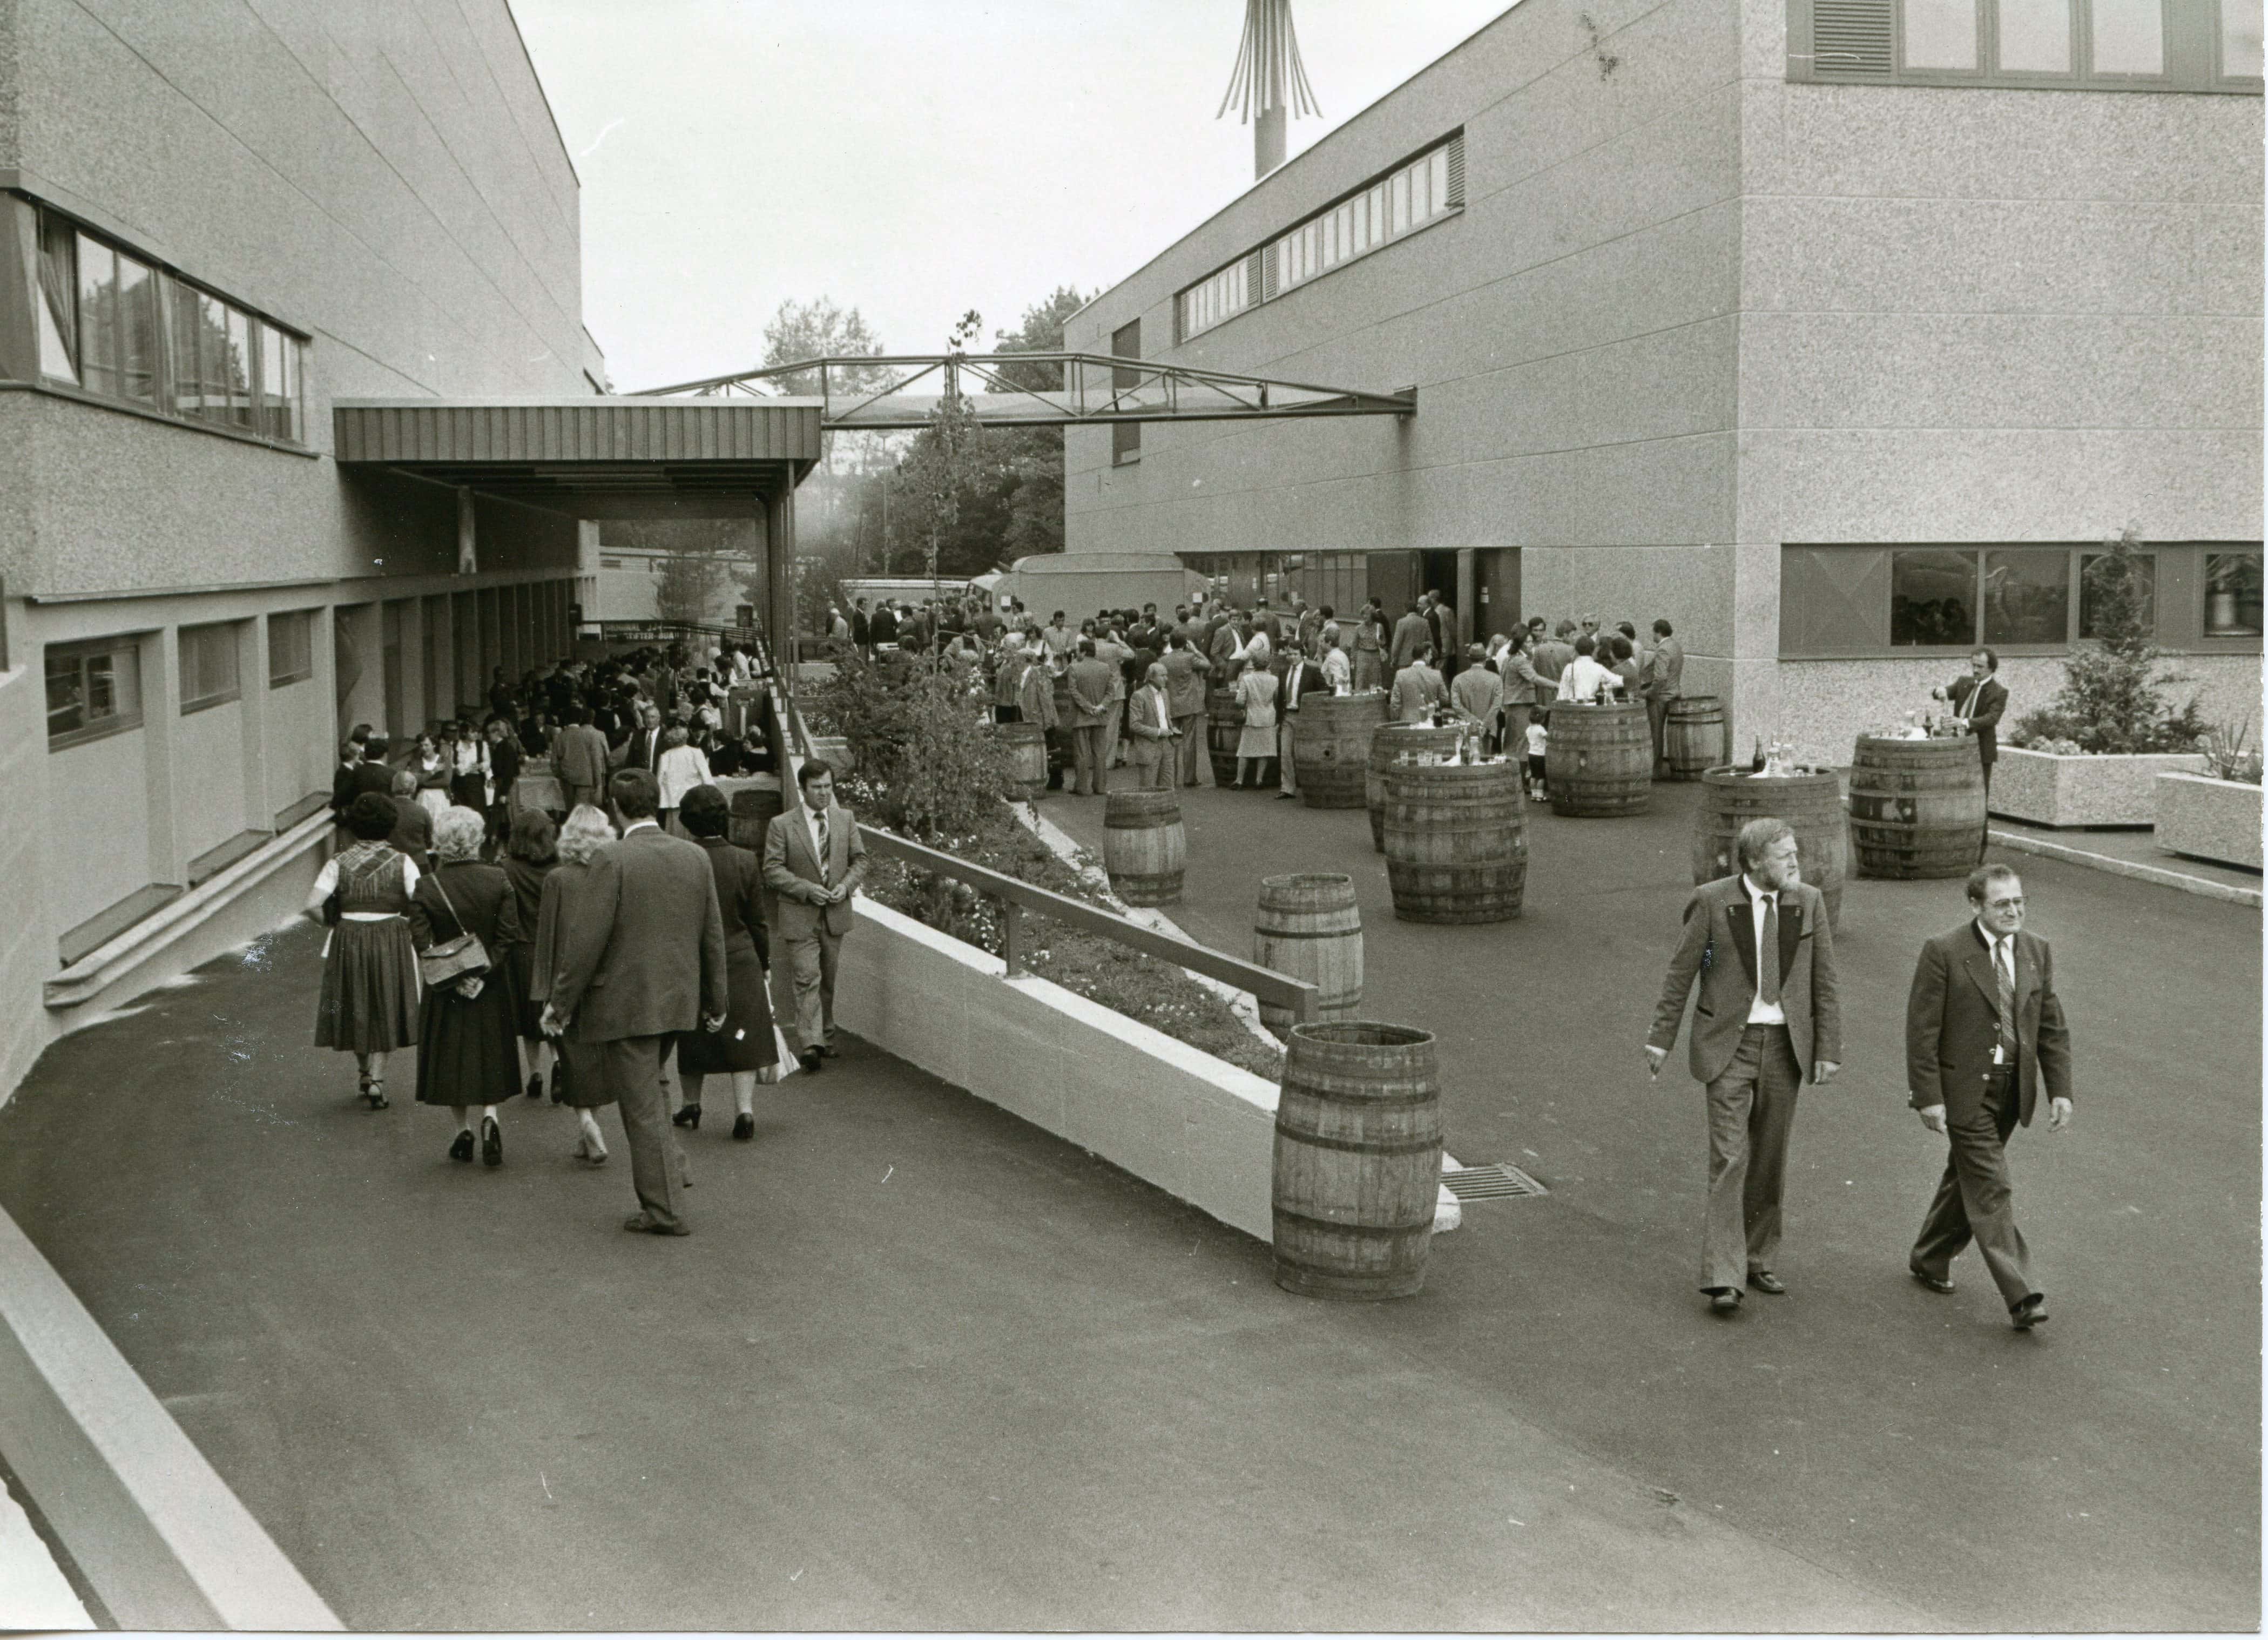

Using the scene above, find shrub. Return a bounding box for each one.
[2008,525,2205,755]
[2200,717,2264,785]
[808,651,1021,838]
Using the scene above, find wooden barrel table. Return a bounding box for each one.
[1382,758,1527,924]
[1546,702,1652,816]
[1206,685,1245,788]
[993,720,1048,795]
[1365,722,1462,852]
[1271,1022,1443,1301]
[1253,874,1364,1036]
[1692,766,1848,925]
[1850,734,1986,879]
[1664,696,1729,781]
[1103,789,1185,905]
[1292,692,1389,809]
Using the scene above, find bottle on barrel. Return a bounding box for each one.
[1750,736,1766,774]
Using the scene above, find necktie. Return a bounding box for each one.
[1759,894,1781,1006]
[1995,939,2017,1063]
[815,811,831,887]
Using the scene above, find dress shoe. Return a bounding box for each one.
[799,1048,824,1074]
[732,1113,755,1142]
[818,1043,840,1058]
[622,1212,690,1237]
[2010,1294,2049,1330]
[672,1102,702,1129]
[1706,1287,1741,1314]
[1748,1271,1786,1295]
[524,1074,543,1102]
[1909,1266,1956,1295]
[449,1128,475,1163]
[481,1117,503,1167]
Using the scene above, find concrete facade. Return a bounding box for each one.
[0,0,598,1103]
[1063,0,2261,756]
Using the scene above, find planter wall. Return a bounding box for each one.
[1992,746,2205,827]
[2155,773,2263,870]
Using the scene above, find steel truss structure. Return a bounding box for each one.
[630,352,1414,431]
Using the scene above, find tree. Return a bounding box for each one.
[989,286,1087,560]
[761,297,891,400]
[2009,523,2206,754]
[761,296,902,573]
[883,311,1001,582]
[602,519,756,627]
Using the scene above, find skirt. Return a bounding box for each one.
[315,917,420,1054]
[416,787,450,819]
[449,772,487,812]
[676,945,778,1076]
[1235,722,1277,760]
[414,966,523,1108]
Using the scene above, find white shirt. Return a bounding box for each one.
[1524,723,1549,758]
[1558,655,1617,701]
[1321,647,1351,690]
[1743,875,1788,1027]
[622,819,659,836]
[313,850,421,921]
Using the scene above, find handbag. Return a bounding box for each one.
[417,871,491,989]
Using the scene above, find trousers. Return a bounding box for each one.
[602,1034,687,1231]
[1646,694,1672,768]
[1071,725,1107,794]
[1280,718,1299,795]
[782,925,843,1053]
[1701,1024,1803,1292]
[1910,1071,2037,1307]
[1174,714,1205,785]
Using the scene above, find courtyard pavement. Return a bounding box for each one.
[0,773,2254,1631]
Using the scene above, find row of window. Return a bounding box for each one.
[1780,543,2263,657]
[1176,133,1466,342]
[33,206,307,444]
[45,611,318,750]
[1799,0,2263,89]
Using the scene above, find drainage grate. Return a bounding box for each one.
[1441,1163,1548,1201]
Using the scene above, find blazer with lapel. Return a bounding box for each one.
[552,724,610,792]
[548,824,727,1042]
[1125,685,1172,769]
[1649,874,1842,1085]
[613,724,663,772]
[1905,923,2071,1124]
[1946,675,2008,767]
[762,800,868,939]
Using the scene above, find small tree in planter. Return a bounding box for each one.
[809,652,1022,840]
[2009,525,2206,755]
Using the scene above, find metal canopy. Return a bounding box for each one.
[629,353,1415,430]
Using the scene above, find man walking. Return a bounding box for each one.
[552,704,611,814]
[1646,818,1842,1313]
[1644,618,1685,775]
[762,761,869,1074]
[543,768,728,1237]
[1904,865,2070,1330]
[1162,631,1212,786]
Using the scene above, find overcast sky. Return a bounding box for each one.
[511,0,1515,391]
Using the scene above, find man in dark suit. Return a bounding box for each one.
[1938,646,2009,799]
[542,769,728,1236]
[348,736,397,801]
[762,761,869,1072]
[386,770,433,863]
[1904,863,2071,1329]
[1389,601,1433,674]
[1648,818,1843,1313]
[1275,640,1329,800]
[613,702,664,774]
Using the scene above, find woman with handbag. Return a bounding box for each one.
[529,804,618,1164]
[669,784,782,1143]
[408,806,523,1167]
[305,792,422,1109]
[499,808,557,1103]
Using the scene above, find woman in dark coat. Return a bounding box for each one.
[530,803,618,1164]
[408,805,523,1167]
[669,784,777,1142]
[500,808,557,1102]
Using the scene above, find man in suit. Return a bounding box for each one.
[1530,620,1577,692]
[1647,818,1843,1313]
[386,770,433,863]
[543,768,728,1236]
[1275,640,1329,800]
[613,701,664,774]
[348,735,397,802]
[1390,644,1448,723]
[1123,662,1176,791]
[552,705,611,814]
[1938,647,2009,800]
[1644,617,1686,775]
[1162,631,1212,787]
[762,761,869,1073]
[1449,643,1503,751]
[1063,640,1117,797]
[1389,601,1433,674]
[1904,865,2071,1329]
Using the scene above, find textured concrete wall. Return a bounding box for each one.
[175,699,247,862]
[263,674,330,824]
[44,723,149,934]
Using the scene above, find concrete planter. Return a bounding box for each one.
[2155,772,2263,870]
[1992,746,2206,827]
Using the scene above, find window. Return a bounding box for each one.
[1798,0,2255,89]
[179,622,241,712]
[1981,549,2070,643]
[2204,551,2264,637]
[45,638,144,748]
[2079,550,2155,637]
[268,610,314,687]
[1891,550,1979,646]
[1111,319,1140,466]
[29,205,309,444]
[1178,254,1259,341]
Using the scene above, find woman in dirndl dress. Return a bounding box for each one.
[305,792,422,1109]
[669,784,778,1143]
[408,806,524,1167]
[1232,658,1279,789]
[530,804,619,1164]
[499,808,557,1103]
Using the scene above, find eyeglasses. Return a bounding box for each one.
[1984,896,2026,909]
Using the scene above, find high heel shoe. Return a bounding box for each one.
[575,1131,609,1166]
[449,1128,475,1162]
[361,1075,389,1110]
[672,1103,702,1130]
[482,1117,503,1167]
[732,1113,755,1142]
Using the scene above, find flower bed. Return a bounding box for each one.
[1992,745,2205,827]
[2155,772,2263,870]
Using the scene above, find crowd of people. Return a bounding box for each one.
[310,637,869,1238]
[822,587,1690,800]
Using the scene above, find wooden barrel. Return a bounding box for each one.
[1850,734,1986,879]
[1692,766,1848,926]
[1253,874,1364,1035]
[1206,685,1245,787]
[1664,696,1729,781]
[1546,703,1652,816]
[993,721,1048,794]
[720,776,783,854]
[1382,759,1527,924]
[1292,692,1389,809]
[1271,1022,1442,1301]
[1365,722,1463,852]
[1103,789,1185,905]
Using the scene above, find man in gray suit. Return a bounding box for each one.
[1647,818,1843,1313]
[551,704,611,815]
[763,761,869,1073]
[1643,618,1685,776]
[542,768,728,1236]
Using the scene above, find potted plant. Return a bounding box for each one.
[1998,527,2207,827]
[2156,718,2264,871]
